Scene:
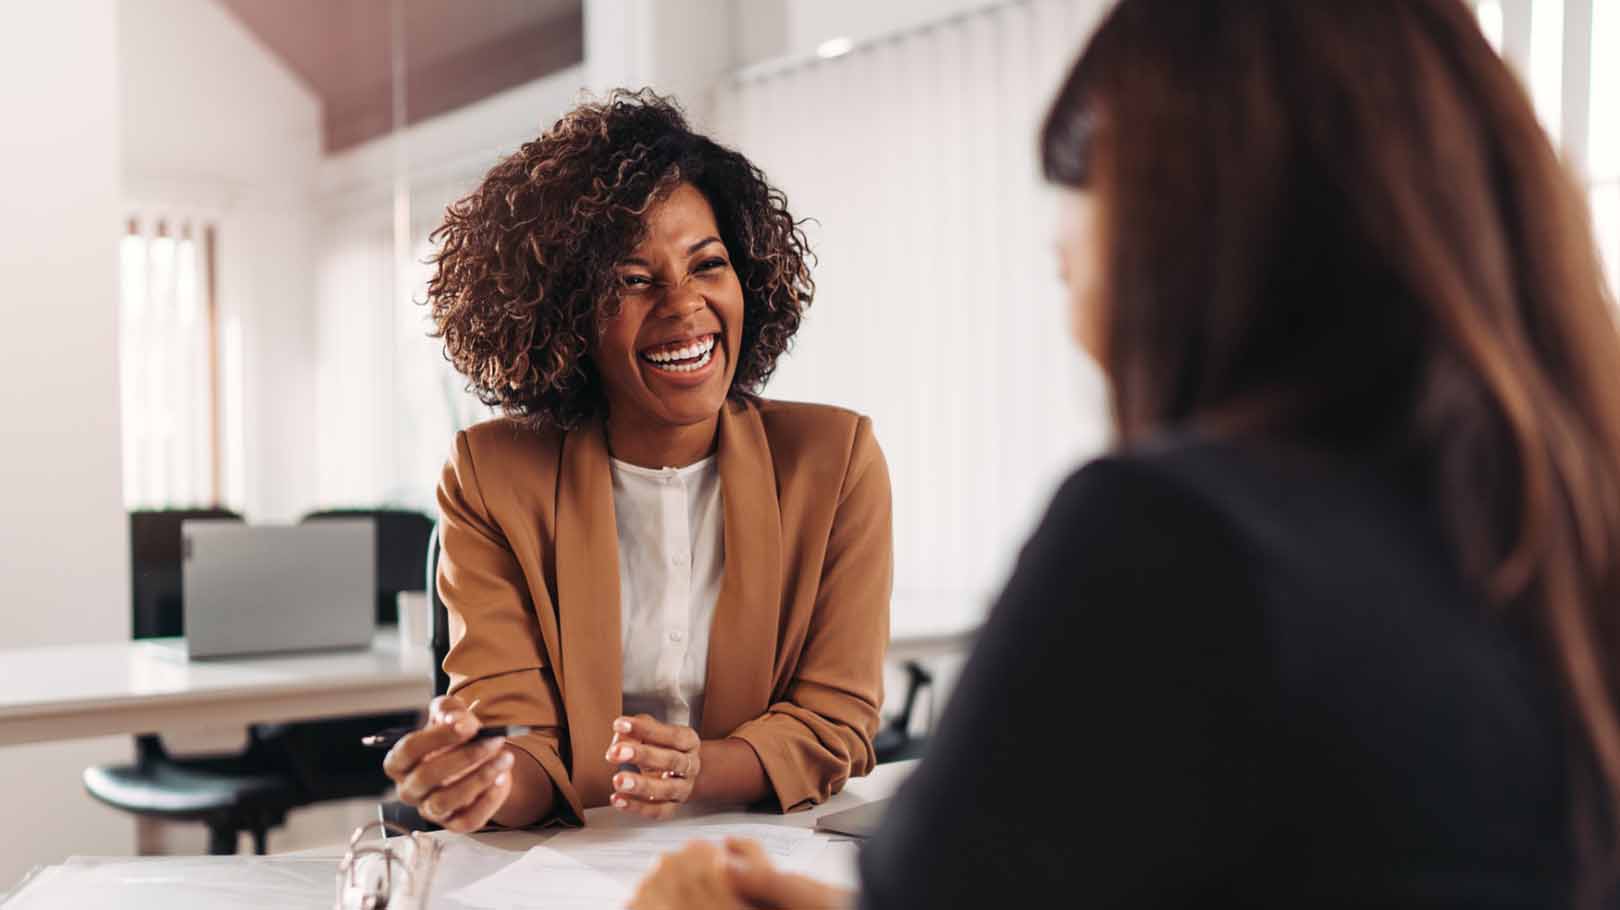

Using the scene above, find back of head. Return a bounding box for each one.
[1043,0,1620,898]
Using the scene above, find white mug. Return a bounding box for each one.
[396,590,431,651]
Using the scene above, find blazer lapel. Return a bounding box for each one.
[554,416,623,808]
[700,400,784,741]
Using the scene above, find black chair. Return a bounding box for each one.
[300,509,436,625]
[379,523,449,832]
[84,509,307,855]
[873,661,935,764]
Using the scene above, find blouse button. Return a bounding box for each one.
[669,630,684,643]
[671,551,688,567]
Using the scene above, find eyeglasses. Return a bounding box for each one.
[333,819,443,910]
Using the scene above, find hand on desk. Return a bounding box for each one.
[607,714,703,819]
[629,837,853,910]
[382,695,515,833]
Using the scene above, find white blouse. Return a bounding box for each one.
[609,455,725,731]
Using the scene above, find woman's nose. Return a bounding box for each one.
[655,288,705,319]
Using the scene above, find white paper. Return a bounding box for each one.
[450,823,829,910]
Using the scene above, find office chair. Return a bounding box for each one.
[84,509,306,855]
[379,523,448,832]
[873,661,935,764]
[300,508,435,625]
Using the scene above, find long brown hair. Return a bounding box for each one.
[1043,0,1620,895]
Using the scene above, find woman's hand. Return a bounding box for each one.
[629,838,853,910]
[628,840,749,910]
[382,695,514,833]
[606,714,702,819]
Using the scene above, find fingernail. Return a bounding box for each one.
[612,797,628,808]
[455,714,478,735]
[495,773,509,787]
[499,753,514,767]
[613,718,633,733]
[617,776,634,792]
[614,746,633,761]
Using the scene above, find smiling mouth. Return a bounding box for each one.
[639,334,718,374]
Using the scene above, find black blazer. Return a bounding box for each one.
[862,437,1573,908]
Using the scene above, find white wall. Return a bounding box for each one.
[0,0,136,891]
[121,0,323,523]
[313,70,586,515]
[715,0,1114,637]
[735,0,1007,68]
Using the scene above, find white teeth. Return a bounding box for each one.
[647,346,714,373]
[642,335,716,364]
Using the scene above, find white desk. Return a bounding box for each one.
[299,759,918,901]
[0,630,433,747]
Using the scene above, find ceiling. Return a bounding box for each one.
[217,0,583,153]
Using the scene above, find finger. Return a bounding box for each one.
[605,740,699,776]
[613,715,700,752]
[614,770,692,803]
[629,845,721,908]
[419,749,515,822]
[382,709,481,780]
[724,840,841,910]
[441,768,511,834]
[397,737,506,805]
[612,795,679,820]
[724,837,772,867]
[427,694,468,720]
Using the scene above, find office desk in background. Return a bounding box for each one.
[0,630,432,747]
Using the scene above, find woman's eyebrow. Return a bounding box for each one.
[619,237,720,268]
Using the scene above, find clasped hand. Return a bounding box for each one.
[606,713,703,820]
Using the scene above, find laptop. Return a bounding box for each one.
[815,798,891,838]
[164,520,377,660]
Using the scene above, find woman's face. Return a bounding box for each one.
[1055,188,1106,364]
[594,182,747,431]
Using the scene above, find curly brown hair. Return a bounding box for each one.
[426,89,814,429]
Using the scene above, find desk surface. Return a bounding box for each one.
[302,759,918,901]
[0,630,433,747]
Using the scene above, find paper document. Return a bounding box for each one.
[450,823,828,910]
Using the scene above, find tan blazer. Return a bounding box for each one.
[436,398,892,823]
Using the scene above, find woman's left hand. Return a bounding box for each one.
[630,838,853,910]
[606,714,703,819]
[628,840,748,910]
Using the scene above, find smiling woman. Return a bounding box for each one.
[381,89,893,834]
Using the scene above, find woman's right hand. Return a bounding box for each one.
[382,695,514,833]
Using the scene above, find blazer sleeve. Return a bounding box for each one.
[437,431,584,824]
[729,416,893,811]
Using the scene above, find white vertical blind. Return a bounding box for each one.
[713,0,1114,636]
[119,216,219,509]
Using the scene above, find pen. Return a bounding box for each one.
[360,724,533,750]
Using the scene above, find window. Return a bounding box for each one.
[119,217,224,509]
[1475,0,1620,294]
[1591,0,1620,289]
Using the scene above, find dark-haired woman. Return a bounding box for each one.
[380,91,891,832]
[631,0,1620,906]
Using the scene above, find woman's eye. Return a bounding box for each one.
[696,258,728,272]
[621,274,652,288]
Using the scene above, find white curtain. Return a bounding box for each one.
[712,0,1115,636]
[119,216,218,509]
